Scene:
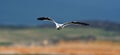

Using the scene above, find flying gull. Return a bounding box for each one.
[37,17,89,30]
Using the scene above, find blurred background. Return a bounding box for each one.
[0,0,120,54]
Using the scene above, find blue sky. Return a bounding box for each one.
[0,0,120,25]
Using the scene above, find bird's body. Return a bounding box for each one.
[56,23,64,30]
[37,17,89,30]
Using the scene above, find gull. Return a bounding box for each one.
[37,17,89,30]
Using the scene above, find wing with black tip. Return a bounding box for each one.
[63,21,89,27]
[37,17,53,21]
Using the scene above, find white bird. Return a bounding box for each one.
[37,17,89,30]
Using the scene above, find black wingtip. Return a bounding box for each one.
[71,21,90,26]
[37,17,44,20]
[37,17,49,20]
[79,22,90,26]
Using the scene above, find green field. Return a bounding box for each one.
[0,27,120,46]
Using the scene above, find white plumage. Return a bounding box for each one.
[37,17,89,30]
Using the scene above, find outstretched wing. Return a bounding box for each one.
[63,21,89,27]
[37,17,56,23]
[37,17,53,21]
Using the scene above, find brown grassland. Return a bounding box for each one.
[0,41,120,55]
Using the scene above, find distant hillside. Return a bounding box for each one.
[86,20,120,31]
[0,20,120,31]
